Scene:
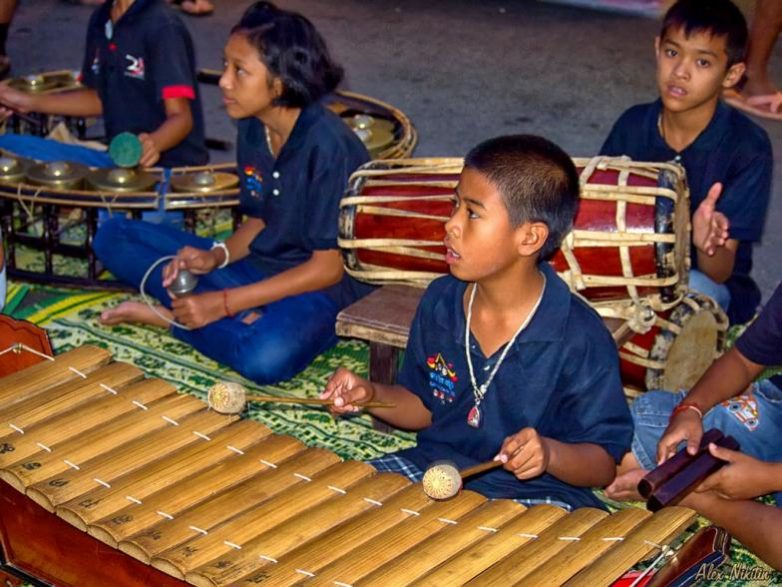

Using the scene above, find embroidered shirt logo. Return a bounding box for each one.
[426,353,458,403]
[124,54,145,79]
[243,165,263,198]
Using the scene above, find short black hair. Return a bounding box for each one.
[464,135,579,260]
[232,2,344,108]
[661,0,747,67]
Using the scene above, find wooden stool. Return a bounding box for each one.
[336,285,634,386]
[336,285,423,385]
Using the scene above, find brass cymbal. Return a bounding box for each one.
[170,171,239,193]
[26,161,89,190]
[8,73,60,93]
[87,167,158,193]
[345,114,395,156]
[0,155,31,183]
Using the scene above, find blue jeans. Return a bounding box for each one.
[631,383,782,506]
[93,217,340,384]
[689,269,731,314]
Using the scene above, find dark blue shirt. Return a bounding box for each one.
[736,281,782,391]
[237,102,374,309]
[80,0,208,168]
[600,100,773,324]
[396,263,633,510]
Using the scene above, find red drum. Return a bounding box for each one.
[339,157,690,307]
[611,292,728,398]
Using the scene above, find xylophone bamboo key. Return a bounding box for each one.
[308,490,487,586]
[93,434,307,548]
[122,447,341,564]
[468,507,609,585]
[413,504,568,586]
[0,377,175,471]
[521,507,652,585]
[0,345,112,407]
[26,405,235,510]
[358,499,526,585]
[237,483,436,586]
[0,362,143,435]
[187,472,412,587]
[564,506,696,587]
[153,460,377,578]
[0,384,192,495]
[56,419,267,530]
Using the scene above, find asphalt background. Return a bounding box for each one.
[7,0,781,302]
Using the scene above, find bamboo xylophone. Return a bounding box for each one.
[0,346,696,586]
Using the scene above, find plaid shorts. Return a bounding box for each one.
[368,453,572,511]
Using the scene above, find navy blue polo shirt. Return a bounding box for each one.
[396,263,633,510]
[600,100,773,324]
[736,282,782,391]
[236,102,374,309]
[80,0,207,167]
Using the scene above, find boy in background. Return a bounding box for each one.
[324,135,633,511]
[601,0,772,324]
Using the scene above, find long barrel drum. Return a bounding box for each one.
[0,346,696,586]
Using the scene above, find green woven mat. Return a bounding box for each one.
[4,279,781,584]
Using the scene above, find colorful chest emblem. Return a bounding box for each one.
[426,353,458,403]
[243,166,263,198]
[124,54,145,80]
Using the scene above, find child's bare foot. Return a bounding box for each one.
[605,468,648,501]
[100,301,172,328]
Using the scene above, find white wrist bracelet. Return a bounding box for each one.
[211,241,230,269]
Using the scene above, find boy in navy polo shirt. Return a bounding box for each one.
[0,0,206,168]
[600,0,773,325]
[324,135,633,511]
[606,280,782,570]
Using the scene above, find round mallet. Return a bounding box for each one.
[422,459,504,500]
[207,381,395,415]
[109,132,143,168]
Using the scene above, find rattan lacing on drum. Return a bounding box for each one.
[340,157,690,325]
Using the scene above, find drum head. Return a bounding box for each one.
[647,293,728,391]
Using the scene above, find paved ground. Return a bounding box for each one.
[8,0,782,302]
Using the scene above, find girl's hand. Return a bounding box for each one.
[162,246,219,288]
[496,427,550,480]
[170,291,226,329]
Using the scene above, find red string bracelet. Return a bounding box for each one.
[222,289,234,317]
[670,401,703,421]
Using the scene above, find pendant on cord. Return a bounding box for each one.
[467,405,481,428]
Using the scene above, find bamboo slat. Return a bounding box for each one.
[153,460,376,578]
[308,490,487,586]
[413,504,569,586]
[121,447,340,564]
[92,434,307,548]
[186,472,412,587]
[0,345,111,407]
[57,419,268,530]
[468,507,609,585]
[0,378,174,471]
[564,506,696,586]
[520,507,652,585]
[237,484,436,586]
[358,499,526,585]
[25,405,235,511]
[0,361,143,443]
